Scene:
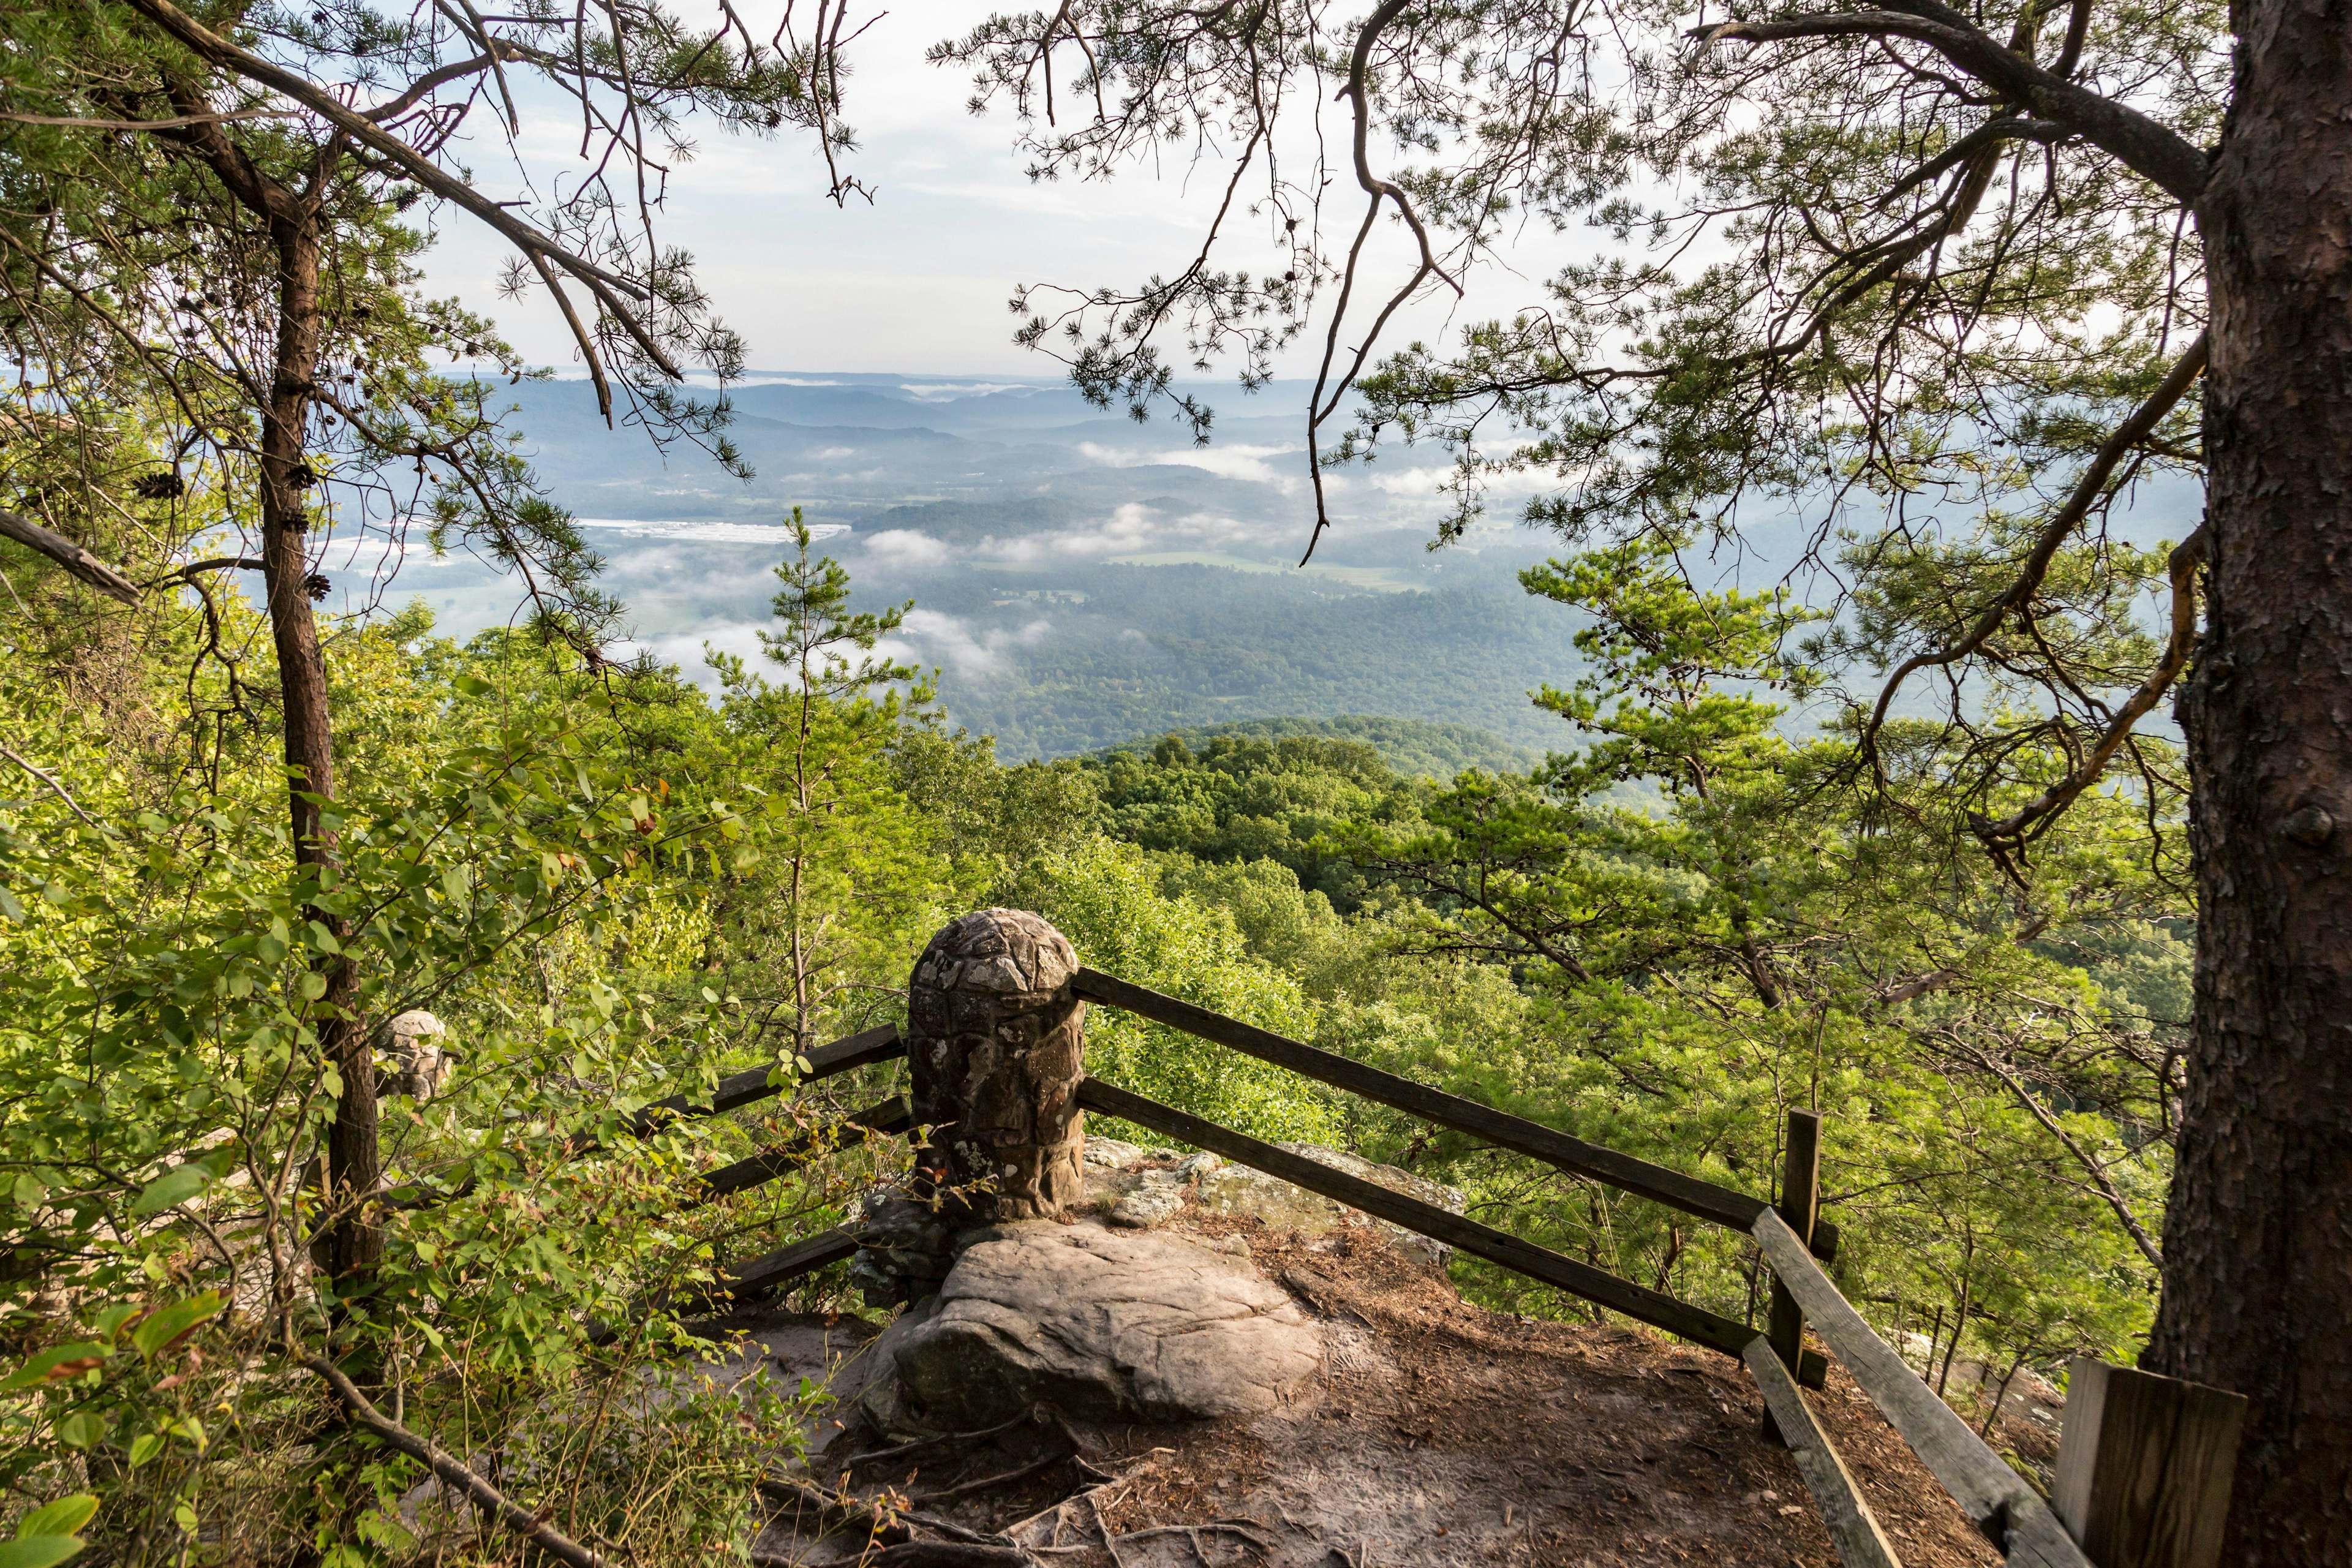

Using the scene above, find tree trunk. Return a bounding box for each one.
[2153,0,2352,1557]
[261,206,377,1294]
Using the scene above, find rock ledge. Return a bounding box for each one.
[875,1220,1323,1428]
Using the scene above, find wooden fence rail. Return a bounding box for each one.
[1074,1076,1771,1362]
[555,951,2161,1568]
[687,1096,911,1208]
[1072,968,1840,1262]
[1745,1336,1902,1568]
[622,1023,905,1139]
[1754,1210,2095,1568]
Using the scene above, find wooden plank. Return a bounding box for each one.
[723,1226,861,1298]
[1075,1076,1757,1359]
[623,1025,905,1138]
[589,1226,861,1338]
[1752,1209,2095,1567]
[2054,1358,2245,1568]
[660,1226,862,1319]
[396,1030,908,1213]
[690,1096,913,1206]
[1744,1337,1905,1568]
[1072,968,1840,1262]
[1770,1110,1823,1374]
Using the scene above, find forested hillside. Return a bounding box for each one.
[1096,716,1539,781]
[1,508,2182,1559]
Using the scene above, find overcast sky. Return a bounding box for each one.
[419,0,1561,385]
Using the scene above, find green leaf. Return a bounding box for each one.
[132,1164,211,1216]
[1,1344,109,1392]
[132,1292,223,1360]
[0,886,23,922]
[0,1537,87,1568]
[126,1432,162,1469]
[92,1304,141,1341]
[18,1497,97,1539]
[452,674,494,696]
[53,1411,104,1450]
[12,1174,46,1208]
[298,971,328,1001]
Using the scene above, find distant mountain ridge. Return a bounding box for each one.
[1096,715,1542,780]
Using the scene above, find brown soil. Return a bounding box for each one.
[757,1215,2007,1568]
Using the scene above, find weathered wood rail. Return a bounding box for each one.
[1073,1076,1765,1360]
[542,913,2246,1568]
[1070,968,1843,1263]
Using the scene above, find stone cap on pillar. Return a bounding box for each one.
[910,908,1078,1012]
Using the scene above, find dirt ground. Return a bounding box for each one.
[739,1213,2016,1568]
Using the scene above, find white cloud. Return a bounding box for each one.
[899,382,1033,399]
[863,529,953,568]
[886,608,1052,677]
[976,501,1160,563]
[617,621,771,690]
[1368,465,1455,496]
[575,516,850,544]
[1077,441,1305,491]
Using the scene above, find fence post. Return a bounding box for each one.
[1768,1108,1823,1384]
[905,908,1088,1226]
[2054,1357,2246,1568]
[853,910,1088,1308]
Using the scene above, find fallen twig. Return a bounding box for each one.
[843,1408,1041,1471]
[303,1355,613,1568]
[1114,1521,1276,1550]
[756,1474,998,1545]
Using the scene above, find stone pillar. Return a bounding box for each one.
[907,909,1087,1225]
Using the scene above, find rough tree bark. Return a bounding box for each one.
[2151,0,2352,1558]
[171,104,377,1292]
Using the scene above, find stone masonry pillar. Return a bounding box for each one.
[907,908,1087,1225]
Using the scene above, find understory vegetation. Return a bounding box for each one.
[3,490,2183,1561]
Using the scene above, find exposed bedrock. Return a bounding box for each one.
[872,1221,1324,1428]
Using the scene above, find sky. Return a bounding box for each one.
[418,0,1555,384]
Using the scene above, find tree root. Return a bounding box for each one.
[840,1408,1041,1471]
[1114,1520,1278,1556]
[919,1446,1078,1503]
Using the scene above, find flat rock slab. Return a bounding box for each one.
[880,1221,1322,1427]
[1082,1139,1466,1267]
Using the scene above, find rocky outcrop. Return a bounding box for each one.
[377,1009,451,1101]
[873,1221,1323,1428]
[1083,1137,1467,1267]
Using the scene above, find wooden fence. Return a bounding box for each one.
[576,952,2237,1568]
